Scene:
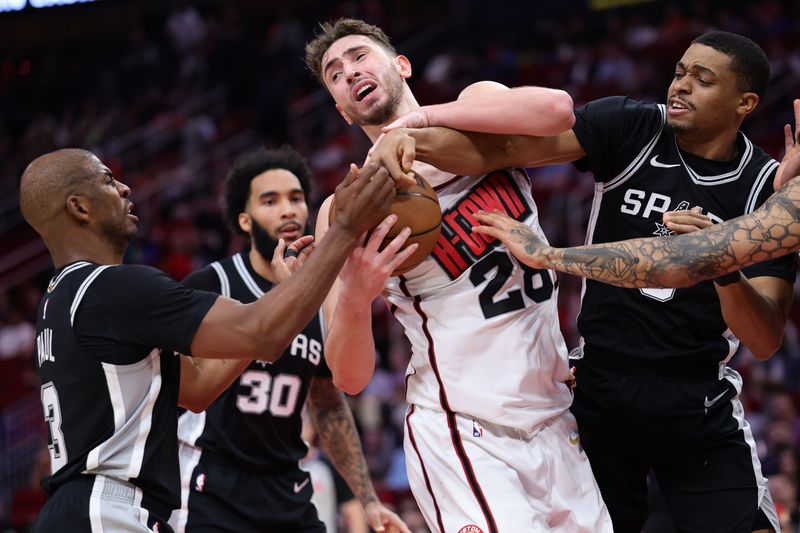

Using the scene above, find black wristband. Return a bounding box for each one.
[714,271,741,286]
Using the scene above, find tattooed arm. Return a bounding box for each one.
[307,377,410,533]
[472,176,800,289]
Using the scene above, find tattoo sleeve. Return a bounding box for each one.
[545,177,800,288]
[308,377,377,507]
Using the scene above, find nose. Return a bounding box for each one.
[117,181,131,198]
[344,62,361,84]
[673,75,691,94]
[280,198,297,218]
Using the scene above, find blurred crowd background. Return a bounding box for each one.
[1,0,799,531]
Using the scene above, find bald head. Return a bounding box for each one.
[20,148,99,235]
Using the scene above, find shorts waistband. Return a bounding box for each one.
[69,474,172,521]
[580,349,724,382]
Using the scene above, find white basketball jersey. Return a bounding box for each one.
[384,168,572,432]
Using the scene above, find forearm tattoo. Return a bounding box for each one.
[548,178,800,288]
[308,379,377,506]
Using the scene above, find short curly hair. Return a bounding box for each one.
[304,18,397,83]
[223,145,312,236]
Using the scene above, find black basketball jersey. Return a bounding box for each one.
[177,252,330,472]
[572,96,797,367]
[35,261,217,516]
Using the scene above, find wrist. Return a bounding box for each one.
[714,271,741,286]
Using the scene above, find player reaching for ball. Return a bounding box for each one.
[305,19,612,532]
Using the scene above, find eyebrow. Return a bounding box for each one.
[258,188,305,199]
[322,46,368,79]
[676,61,717,78]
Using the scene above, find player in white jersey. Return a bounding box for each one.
[304,19,611,532]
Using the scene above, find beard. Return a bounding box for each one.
[250,218,280,260]
[353,72,404,126]
[99,216,135,258]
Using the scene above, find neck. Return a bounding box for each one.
[248,245,274,282]
[675,127,740,161]
[49,231,124,269]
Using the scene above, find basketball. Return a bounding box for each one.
[330,170,441,275]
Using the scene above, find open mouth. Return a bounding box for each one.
[669,97,693,112]
[353,81,377,102]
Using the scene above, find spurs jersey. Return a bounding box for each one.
[572,96,797,368]
[176,252,329,471]
[35,261,217,517]
[384,168,572,432]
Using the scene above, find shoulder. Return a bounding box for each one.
[182,262,225,292]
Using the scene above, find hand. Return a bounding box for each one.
[363,501,412,533]
[472,209,551,269]
[381,108,430,132]
[363,130,418,189]
[662,206,712,234]
[564,366,576,392]
[332,163,396,238]
[271,235,315,284]
[339,214,418,300]
[775,99,800,190]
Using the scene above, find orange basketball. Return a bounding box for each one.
[330,171,441,276]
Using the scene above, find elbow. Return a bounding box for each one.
[535,90,574,135]
[332,373,368,396]
[181,397,212,414]
[751,335,783,361]
[551,91,576,131]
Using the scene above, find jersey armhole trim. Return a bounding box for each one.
[70,265,113,326]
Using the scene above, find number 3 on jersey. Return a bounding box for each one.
[236,371,301,417]
[41,381,67,472]
[470,251,554,319]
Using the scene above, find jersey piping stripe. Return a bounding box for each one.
[70,265,112,326]
[405,405,445,533]
[744,160,778,215]
[89,474,106,532]
[210,261,230,298]
[135,488,149,530]
[233,253,264,298]
[675,134,754,186]
[50,261,91,291]
[127,350,161,480]
[173,442,203,533]
[603,105,666,192]
[399,277,498,533]
[724,370,778,530]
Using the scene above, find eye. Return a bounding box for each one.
[674,72,685,79]
[331,71,341,82]
[697,79,711,87]
[356,52,366,61]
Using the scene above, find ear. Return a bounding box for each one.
[394,54,412,80]
[335,103,353,125]
[738,92,759,117]
[66,194,91,224]
[238,212,252,234]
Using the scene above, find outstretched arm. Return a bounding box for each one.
[472,175,800,289]
[308,378,410,533]
[383,82,575,137]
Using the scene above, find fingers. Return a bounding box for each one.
[365,215,400,251]
[387,241,419,272]
[340,163,360,188]
[794,98,800,143]
[663,210,712,233]
[273,238,286,261]
[785,124,795,155]
[473,209,514,230]
[471,224,503,240]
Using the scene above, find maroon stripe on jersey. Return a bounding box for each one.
[405,405,445,533]
[433,174,466,191]
[398,277,498,533]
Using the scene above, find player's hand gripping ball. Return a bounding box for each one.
[331,170,441,275]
